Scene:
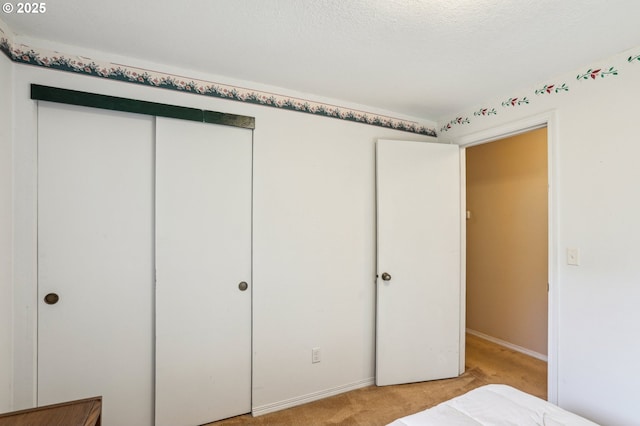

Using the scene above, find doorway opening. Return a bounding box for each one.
[464,127,549,398]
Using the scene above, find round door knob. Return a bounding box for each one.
[238,281,248,291]
[381,272,392,281]
[44,293,59,305]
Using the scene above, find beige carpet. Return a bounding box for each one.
[208,334,547,425]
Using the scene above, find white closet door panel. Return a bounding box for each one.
[376,139,461,386]
[37,102,154,426]
[155,117,252,426]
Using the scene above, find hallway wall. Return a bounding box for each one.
[466,128,548,356]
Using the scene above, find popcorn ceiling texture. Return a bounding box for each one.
[3,1,640,121]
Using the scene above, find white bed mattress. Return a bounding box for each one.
[388,384,599,426]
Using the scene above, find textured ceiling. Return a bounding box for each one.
[3,0,640,121]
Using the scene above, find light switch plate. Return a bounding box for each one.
[312,347,321,363]
[567,248,580,266]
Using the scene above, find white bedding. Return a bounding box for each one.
[388,384,599,426]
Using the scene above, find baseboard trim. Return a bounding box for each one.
[251,377,375,417]
[466,329,548,362]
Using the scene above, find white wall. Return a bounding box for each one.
[0,47,13,413]
[441,46,640,425]
[9,58,436,412]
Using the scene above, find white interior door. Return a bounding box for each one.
[155,117,252,425]
[376,139,461,386]
[37,103,154,425]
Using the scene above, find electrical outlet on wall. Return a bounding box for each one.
[312,347,321,363]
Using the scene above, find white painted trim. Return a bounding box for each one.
[458,148,466,375]
[454,110,558,403]
[455,112,550,148]
[251,378,374,417]
[545,112,560,404]
[466,329,548,362]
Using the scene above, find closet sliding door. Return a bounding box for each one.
[155,117,252,425]
[35,85,254,426]
[37,102,154,426]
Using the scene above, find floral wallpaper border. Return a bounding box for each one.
[440,48,640,133]
[0,34,436,137]
[440,50,640,133]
